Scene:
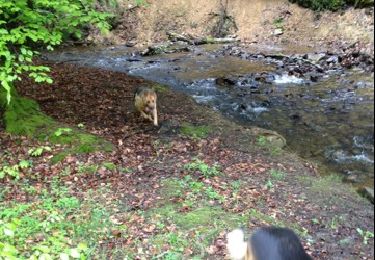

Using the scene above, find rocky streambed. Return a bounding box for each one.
[45,42,374,197]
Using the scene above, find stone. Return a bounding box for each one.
[273,28,284,36]
[307,53,326,63]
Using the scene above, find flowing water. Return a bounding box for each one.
[46,44,374,188]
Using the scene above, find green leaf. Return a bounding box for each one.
[19,160,32,169]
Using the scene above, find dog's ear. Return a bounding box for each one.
[228,229,248,260]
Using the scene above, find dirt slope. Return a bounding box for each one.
[95,0,374,54]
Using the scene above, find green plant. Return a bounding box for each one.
[0,159,32,179]
[0,165,21,179]
[269,169,286,181]
[273,17,284,29]
[265,179,274,189]
[184,159,220,178]
[18,160,32,169]
[54,128,73,137]
[28,146,52,157]
[257,136,268,147]
[0,0,112,103]
[205,187,224,202]
[134,0,150,7]
[0,185,113,259]
[103,162,116,171]
[357,228,374,245]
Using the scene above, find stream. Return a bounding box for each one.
[46,43,374,188]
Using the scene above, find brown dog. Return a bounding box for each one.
[134,86,158,126]
[228,227,312,260]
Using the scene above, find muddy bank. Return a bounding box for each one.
[4,62,373,259]
[92,0,374,55]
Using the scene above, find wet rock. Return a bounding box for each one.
[310,73,320,82]
[289,113,302,121]
[126,41,137,47]
[273,28,284,36]
[343,171,369,184]
[215,77,237,87]
[326,55,339,64]
[141,43,190,56]
[307,53,326,63]
[251,127,287,149]
[158,120,180,136]
[264,53,287,60]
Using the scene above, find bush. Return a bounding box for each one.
[0,0,112,103]
[289,0,374,11]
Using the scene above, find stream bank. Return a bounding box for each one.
[44,42,374,199]
[3,62,373,259]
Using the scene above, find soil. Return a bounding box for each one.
[93,0,374,55]
[1,63,373,259]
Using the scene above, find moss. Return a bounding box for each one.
[1,92,113,161]
[103,162,116,171]
[148,204,247,256]
[4,96,55,136]
[152,84,169,93]
[180,123,212,139]
[152,178,248,252]
[160,179,184,200]
[51,152,70,164]
[205,36,215,44]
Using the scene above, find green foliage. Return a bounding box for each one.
[0,182,113,259]
[357,228,374,245]
[134,0,149,7]
[289,0,374,11]
[0,160,32,179]
[0,0,112,102]
[54,128,73,137]
[0,165,20,180]
[148,204,247,258]
[273,18,284,29]
[28,146,52,157]
[269,169,286,181]
[184,159,220,178]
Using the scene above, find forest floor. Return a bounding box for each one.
[0,63,373,259]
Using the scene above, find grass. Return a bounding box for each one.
[147,204,246,258]
[180,123,212,139]
[256,136,284,156]
[146,176,247,257]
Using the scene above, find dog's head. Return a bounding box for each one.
[228,227,312,260]
[144,91,157,110]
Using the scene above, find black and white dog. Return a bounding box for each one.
[228,227,312,260]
